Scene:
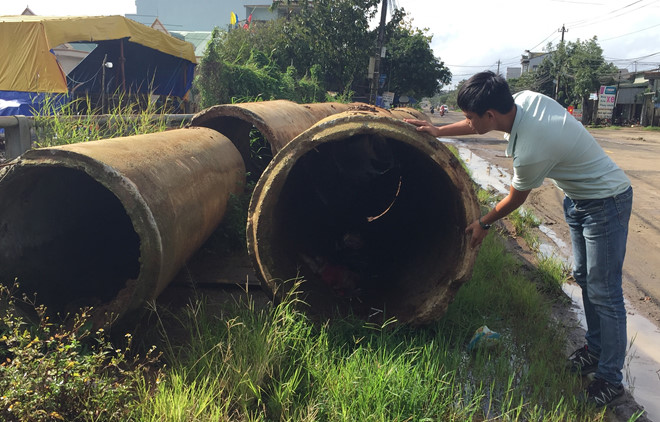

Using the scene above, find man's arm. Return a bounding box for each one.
[465,186,531,248]
[404,118,476,137]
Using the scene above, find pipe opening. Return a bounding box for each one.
[0,166,140,314]
[262,133,469,321]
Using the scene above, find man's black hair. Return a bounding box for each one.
[457,71,515,116]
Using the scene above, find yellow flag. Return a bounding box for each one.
[230,12,237,25]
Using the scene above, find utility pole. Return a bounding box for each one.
[496,60,501,75]
[555,24,568,100]
[369,0,388,105]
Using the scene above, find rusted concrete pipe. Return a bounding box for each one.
[0,127,245,322]
[389,107,429,121]
[188,100,429,181]
[247,110,479,325]
[189,100,345,180]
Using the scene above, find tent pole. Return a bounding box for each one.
[120,39,126,93]
[183,64,188,113]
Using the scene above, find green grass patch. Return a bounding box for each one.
[508,207,541,250]
[125,233,617,421]
[0,230,627,421]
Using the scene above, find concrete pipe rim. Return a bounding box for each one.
[247,112,480,325]
[0,149,162,324]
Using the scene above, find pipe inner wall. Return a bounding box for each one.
[0,166,140,313]
[248,112,480,325]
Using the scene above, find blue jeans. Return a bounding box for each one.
[563,186,633,386]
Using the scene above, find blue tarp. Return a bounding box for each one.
[66,38,196,97]
[0,91,67,116]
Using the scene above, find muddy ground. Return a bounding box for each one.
[431,110,660,421]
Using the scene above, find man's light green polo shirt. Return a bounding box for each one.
[504,91,630,199]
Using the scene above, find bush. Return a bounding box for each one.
[194,29,327,107]
[0,284,161,421]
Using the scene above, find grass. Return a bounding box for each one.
[124,228,636,421]
[1,201,642,421]
[0,284,161,422]
[32,92,180,147]
[508,206,541,249]
[5,231,628,420]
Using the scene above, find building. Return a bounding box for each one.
[506,67,521,80]
[520,50,552,73]
[640,72,660,126]
[611,71,645,125]
[126,0,274,32]
[605,70,659,126]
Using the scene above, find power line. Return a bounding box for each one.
[525,30,561,53]
[606,51,660,61]
[567,0,659,29]
[600,23,660,41]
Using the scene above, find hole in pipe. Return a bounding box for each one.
[0,167,140,314]
[261,134,468,321]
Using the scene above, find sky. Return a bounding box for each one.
[2,0,659,89]
[399,0,660,87]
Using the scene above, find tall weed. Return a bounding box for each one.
[33,91,176,147]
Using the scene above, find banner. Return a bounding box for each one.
[381,91,394,109]
[597,85,616,119]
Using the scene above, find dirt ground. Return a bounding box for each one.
[430,110,660,421]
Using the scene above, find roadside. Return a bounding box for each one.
[426,108,658,422]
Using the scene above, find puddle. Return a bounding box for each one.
[453,146,509,195]
[443,139,660,420]
[564,283,660,417]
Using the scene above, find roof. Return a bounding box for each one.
[170,31,213,58]
[0,15,197,93]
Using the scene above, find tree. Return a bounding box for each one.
[540,37,617,122]
[507,37,617,123]
[381,10,451,98]
[194,0,450,106]
[194,25,325,107]
[508,61,555,96]
[273,0,380,94]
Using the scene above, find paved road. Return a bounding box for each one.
[427,109,660,327]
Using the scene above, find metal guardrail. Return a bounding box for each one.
[0,114,193,161]
[0,116,32,160]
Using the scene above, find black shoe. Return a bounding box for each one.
[568,345,599,375]
[584,377,624,407]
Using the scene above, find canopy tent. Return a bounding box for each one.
[0,15,197,115]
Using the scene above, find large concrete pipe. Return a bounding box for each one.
[247,110,479,325]
[389,107,429,121]
[189,100,353,182]
[188,101,429,182]
[0,127,245,322]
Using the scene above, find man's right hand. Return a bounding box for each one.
[404,119,440,137]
